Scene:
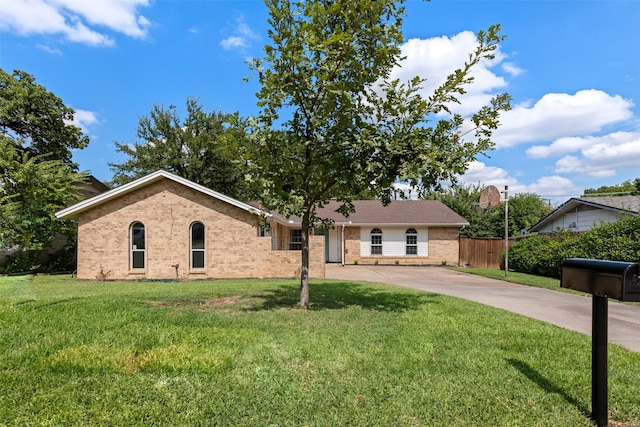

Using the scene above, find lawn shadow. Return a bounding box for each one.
[26,297,82,310]
[507,358,589,416]
[247,280,439,313]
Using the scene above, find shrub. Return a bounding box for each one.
[509,215,640,278]
[0,250,40,274]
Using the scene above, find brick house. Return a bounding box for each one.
[275,200,469,266]
[56,170,467,280]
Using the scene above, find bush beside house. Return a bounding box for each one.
[509,215,640,278]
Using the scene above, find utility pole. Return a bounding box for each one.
[503,185,509,278]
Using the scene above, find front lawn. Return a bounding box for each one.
[455,268,568,291]
[1,275,639,426]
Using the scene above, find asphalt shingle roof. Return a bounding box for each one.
[579,195,640,213]
[274,200,468,226]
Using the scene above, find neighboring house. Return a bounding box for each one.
[77,175,111,200]
[56,170,468,280]
[528,195,640,234]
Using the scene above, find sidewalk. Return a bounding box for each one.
[325,264,640,353]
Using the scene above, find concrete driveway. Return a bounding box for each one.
[326,264,640,353]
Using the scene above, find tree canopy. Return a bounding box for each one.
[109,98,253,200]
[247,0,511,308]
[0,68,88,166]
[583,179,640,196]
[0,69,87,259]
[0,137,84,251]
[423,184,552,237]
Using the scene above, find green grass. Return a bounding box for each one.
[454,268,567,291]
[454,269,640,306]
[2,275,640,426]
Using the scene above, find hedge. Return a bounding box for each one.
[509,214,640,278]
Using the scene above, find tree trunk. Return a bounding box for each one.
[299,209,310,309]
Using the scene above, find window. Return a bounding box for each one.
[371,228,382,255]
[131,222,145,269]
[258,225,271,237]
[290,229,302,250]
[406,228,418,255]
[191,222,205,269]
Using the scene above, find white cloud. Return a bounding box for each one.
[0,0,151,46]
[67,109,100,132]
[524,175,577,198]
[220,15,259,52]
[493,90,634,148]
[390,31,508,116]
[526,131,636,159]
[458,161,512,189]
[36,44,62,55]
[221,36,248,50]
[502,62,524,77]
[554,131,640,178]
[457,161,579,201]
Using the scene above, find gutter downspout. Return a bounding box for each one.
[341,223,345,267]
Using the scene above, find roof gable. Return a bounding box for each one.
[56,170,270,220]
[529,195,640,232]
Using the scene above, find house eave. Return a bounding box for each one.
[272,219,469,228]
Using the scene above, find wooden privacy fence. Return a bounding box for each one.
[459,236,518,269]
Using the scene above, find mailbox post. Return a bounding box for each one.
[561,258,640,427]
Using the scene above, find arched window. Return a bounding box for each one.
[131,222,145,269]
[406,228,418,255]
[370,228,383,255]
[191,222,205,269]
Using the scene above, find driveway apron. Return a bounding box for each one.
[325,264,640,353]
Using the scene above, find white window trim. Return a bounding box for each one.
[371,228,383,255]
[406,228,418,255]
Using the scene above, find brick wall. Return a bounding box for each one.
[76,179,324,280]
[343,226,461,266]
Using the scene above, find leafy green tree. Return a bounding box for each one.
[247,0,511,308]
[508,192,553,235]
[584,180,638,196]
[422,183,501,237]
[0,68,88,265]
[423,186,550,237]
[0,137,84,251]
[109,98,253,200]
[0,68,88,166]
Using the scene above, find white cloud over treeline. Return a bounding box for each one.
[392,30,638,197]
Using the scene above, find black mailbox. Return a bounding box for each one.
[561,258,640,302]
[560,258,640,426]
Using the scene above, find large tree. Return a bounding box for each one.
[0,137,84,251]
[508,192,553,235]
[422,183,501,237]
[0,69,87,256]
[247,0,511,308]
[109,98,253,200]
[424,185,553,237]
[0,68,88,166]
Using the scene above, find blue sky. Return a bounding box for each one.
[1,0,639,205]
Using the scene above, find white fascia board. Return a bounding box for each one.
[272,220,469,227]
[338,222,469,227]
[56,170,270,219]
